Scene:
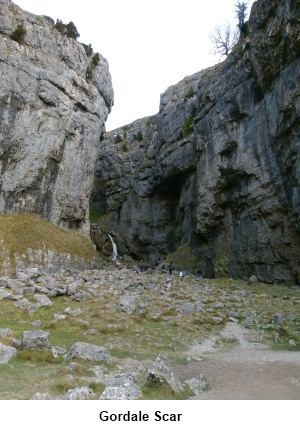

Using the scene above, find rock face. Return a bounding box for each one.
[0,0,113,236]
[92,0,300,284]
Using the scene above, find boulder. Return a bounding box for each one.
[52,346,67,358]
[0,343,17,363]
[147,354,182,392]
[118,293,136,314]
[66,342,112,363]
[20,331,51,350]
[0,328,14,338]
[15,298,41,313]
[64,307,82,316]
[249,275,258,284]
[101,373,142,400]
[185,375,210,395]
[60,387,96,400]
[33,294,53,307]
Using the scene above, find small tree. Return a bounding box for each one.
[235,1,248,31]
[82,43,93,57]
[54,20,80,40]
[92,53,100,66]
[66,21,80,40]
[54,19,66,35]
[210,24,239,59]
[11,24,27,44]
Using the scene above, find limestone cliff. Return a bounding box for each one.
[0,0,113,236]
[92,0,300,284]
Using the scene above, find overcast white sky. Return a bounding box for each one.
[15,0,255,130]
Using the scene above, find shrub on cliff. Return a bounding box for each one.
[134,131,143,142]
[11,24,27,44]
[92,53,100,66]
[86,53,101,82]
[66,21,80,40]
[181,115,194,137]
[54,20,80,40]
[82,43,93,57]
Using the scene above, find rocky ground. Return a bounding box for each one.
[0,264,299,400]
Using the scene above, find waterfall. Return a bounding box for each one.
[108,234,118,261]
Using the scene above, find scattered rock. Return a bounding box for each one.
[53,313,66,321]
[64,307,82,316]
[119,293,136,314]
[47,286,67,297]
[0,288,14,300]
[6,279,25,295]
[0,328,14,338]
[249,275,258,284]
[64,362,79,373]
[90,365,106,380]
[23,287,36,296]
[52,345,66,358]
[101,373,142,400]
[32,320,43,328]
[73,291,91,301]
[32,392,52,400]
[60,387,96,400]
[147,354,182,392]
[20,331,51,350]
[207,316,224,325]
[273,313,286,324]
[66,342,112,363]
[0,278,9,288]
[66,280,84,296]
[177,302,196,315]
[185,375,210,395]
[33,294,53,307]
[15,298,41,313]
[148,308,162,321]
[0,343,17,363]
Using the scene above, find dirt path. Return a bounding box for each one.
[178,323,300,399]
[182,349,300,399]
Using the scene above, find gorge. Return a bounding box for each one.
[0,0,299,401]
[91,0,300,285]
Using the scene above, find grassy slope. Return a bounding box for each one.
[0,213,98,263]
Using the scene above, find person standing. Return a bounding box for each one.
[168,262,175,276]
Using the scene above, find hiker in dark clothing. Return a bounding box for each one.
[168,262,175,276]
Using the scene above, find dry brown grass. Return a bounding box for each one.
[0,213,98,264]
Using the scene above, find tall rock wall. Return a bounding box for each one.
[0,0,113,236]
[92,0,300,284]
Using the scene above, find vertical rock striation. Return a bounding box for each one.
[0,0,113,236]
[92,0,300,283]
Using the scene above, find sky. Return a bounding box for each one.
[14,0,255,130]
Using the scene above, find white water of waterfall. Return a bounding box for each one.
[108,234,118,261]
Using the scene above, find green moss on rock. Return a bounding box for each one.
[166,244,200,273]
[213,255,230,277]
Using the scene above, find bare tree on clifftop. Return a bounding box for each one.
[210,24,239,59]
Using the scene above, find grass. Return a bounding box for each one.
[0,213,99,272]
[141,381,193,400]
[17,350,62,364]
[89,209,106,223]
[11,24,27,44]
[181,115,194,137]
